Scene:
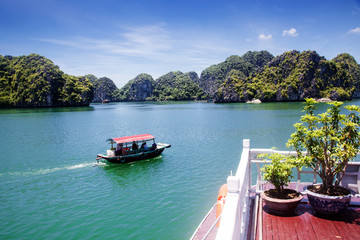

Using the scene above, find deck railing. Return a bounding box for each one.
[214,139,360,240]
[215,139,251,240]
[215,139,301,240]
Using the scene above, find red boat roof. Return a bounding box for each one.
[111,134,155,144]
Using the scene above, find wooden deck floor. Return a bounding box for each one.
[191,204,218,240]
[192,183,360,240]
[257,199,360,240]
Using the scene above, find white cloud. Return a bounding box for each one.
[282,28,299,37]
[258,34,272,40]
[117,23,173,56]
[348,27,360,34]
[35,23,174,58]
[32,23,242,87]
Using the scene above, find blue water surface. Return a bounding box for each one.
[1,100,359,239]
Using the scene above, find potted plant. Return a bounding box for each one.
[287,98,360,214]
[259,152,303,215]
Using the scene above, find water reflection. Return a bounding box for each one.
[100,156,164,187]
[0,106,94,115]
[215,101,304,111]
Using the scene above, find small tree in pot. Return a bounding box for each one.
[287,98,360,214]
[259,153,303,215]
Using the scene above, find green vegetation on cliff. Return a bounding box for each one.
[85,75,119,102]
[115,71,205,101]
[0,54,93,107]
[328,53,360,99]
[215,50,360,102]
[116,73,155,101]
[2,50,359,106]
[199,50,274,96]
[102,50,360,103]
[151,71,206,101]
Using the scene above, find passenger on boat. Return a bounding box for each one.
[115,143,123,156]
[151,142,157,150]
[141,142,149,151]
[132,141,138,151]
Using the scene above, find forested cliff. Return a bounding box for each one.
[1,50,359,107]
[86,75,118,102]
[104,71,205,102]
[0,54,93,107]
[116,73,155,101]
[113,50,360,103]
[199,50,274,97]
[214,50,360,102]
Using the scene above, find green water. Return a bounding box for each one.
[1,100,359,239]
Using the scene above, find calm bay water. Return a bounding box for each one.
[1,100,359,239]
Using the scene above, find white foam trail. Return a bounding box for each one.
[95,162,107,167]
[66,163,95,170]
[2,162,96,177]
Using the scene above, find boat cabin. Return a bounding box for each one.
[107,134,157,156]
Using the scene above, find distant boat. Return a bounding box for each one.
[102,99,110,103]
[96,134,171,164]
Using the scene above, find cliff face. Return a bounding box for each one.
[151,71,205,101]
[117,73,155,101]
[4,51,359,106]
[113,50,359,103]
[199,50,274,98]
[90,77,118,102]
[255,50,323,102]
[214,69,247,102]
[331,53,360,98]
[0,54,93,107]
[115,71,205,101]
[214,50,360,103]
[185,71,200,84]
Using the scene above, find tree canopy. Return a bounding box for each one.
[0,54,93,107]
[214,50,360,102]
[151,71,206,101]
[2,50,359,106]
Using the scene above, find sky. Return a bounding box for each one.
[0,0,360,88]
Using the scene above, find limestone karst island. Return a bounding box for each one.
[1,50,359,108]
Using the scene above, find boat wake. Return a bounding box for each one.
[66,163,96,170]
[95,162,107,167]
[1,162,96,177]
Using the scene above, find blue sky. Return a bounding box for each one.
[1,0,360,87]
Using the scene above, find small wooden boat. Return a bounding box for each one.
[96,134,171,164]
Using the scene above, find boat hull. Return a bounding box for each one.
[97,144,170,164]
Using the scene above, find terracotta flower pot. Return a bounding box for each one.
[260,190,303,215]
[305,184,352,215]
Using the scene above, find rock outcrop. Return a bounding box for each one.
[117,73,155,101]
[3,50,358,106]
[199,50,274,98]
[0,54,93,108]
[151,71,205,101]
[214,50,360,103]
[90,76,118,102]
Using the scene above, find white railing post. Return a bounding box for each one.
[216,139,251,240]
[239,139,251,239]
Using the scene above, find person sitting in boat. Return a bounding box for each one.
[151,142,157,150]
[132,141,138,151]
[140,142,149,151]
[115,143,123,156]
